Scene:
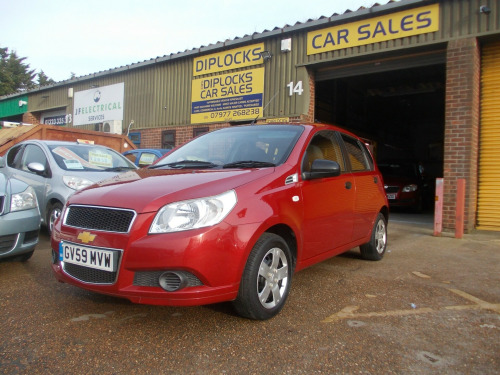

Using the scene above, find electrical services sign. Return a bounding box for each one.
[307,4,439,55]
[191,43,265,124]
[73,83,124,126]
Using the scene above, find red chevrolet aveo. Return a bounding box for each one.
[51,124,389,320]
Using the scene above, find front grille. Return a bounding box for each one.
[134,271,203,288]
[385,186,399,194]
[23,230,39,244]
[0,234,18,254]
[63,255,121,284]
[65,205,135,233]
[134,271,163,287]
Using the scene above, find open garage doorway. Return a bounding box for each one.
[314,63,446,225]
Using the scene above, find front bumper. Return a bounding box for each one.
[0,208,40,259]
[51,215,261,306]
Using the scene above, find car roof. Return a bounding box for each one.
[220,122,363,140]
[124,148,170,153]
[18,139,113,148]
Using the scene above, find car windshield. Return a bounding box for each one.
[378,163,418,178]
[49,144,137,171]
[152,125,304,169]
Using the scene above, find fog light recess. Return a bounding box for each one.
[159,271,188,292]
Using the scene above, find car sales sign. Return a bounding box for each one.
[73,82,124,126]
[307,4,439,55]
[191,67,264,124]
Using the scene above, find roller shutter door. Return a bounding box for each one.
[477,42,500,231]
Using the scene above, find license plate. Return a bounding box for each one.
[387,193,397,200]
[59,242,118,272]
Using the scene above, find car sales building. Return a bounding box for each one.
[1,0,499,233]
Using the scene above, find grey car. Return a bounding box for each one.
[0,140,137,233]
[0,157,40,261]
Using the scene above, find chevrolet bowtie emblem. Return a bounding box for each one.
[77,231,96,244]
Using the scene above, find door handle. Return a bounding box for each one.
[345,181,352,190]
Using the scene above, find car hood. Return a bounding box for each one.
[382,175,417,187]
[0,172,29,195]
[68,168,275,213]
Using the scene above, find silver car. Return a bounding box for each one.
[0,157,40,261]
[0,140,137,233]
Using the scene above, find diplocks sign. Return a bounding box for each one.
[191,68,264,124]
[307,4,439,55]
[73,82,124,126]
[191,43,265,124]
[193,43,264,76]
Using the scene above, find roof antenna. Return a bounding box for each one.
[250,90,279,125]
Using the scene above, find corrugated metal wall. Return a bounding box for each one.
[296,0,499,67]
[477,41,500,231]
[8,0,500,130]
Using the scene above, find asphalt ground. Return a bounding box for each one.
[1,216,499,375]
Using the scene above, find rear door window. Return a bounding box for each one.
[340,134,373,172]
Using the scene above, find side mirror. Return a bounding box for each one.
[302,159,341,180]
[0,156,5,168]
[27,162,46,175]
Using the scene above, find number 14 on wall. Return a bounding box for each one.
[287,81,303,96]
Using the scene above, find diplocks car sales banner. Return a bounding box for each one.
[191,67,265,124]
[191,43,265,124]
[73,83,124,126]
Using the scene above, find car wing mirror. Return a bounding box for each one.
[302,159,341,180]
[27,162,46,175]
[0,156,5,168]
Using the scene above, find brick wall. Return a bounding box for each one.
[138,116,307,149]
[305,70,316,123]
[22,112,40,125]
[139,123,230,148]
[443,37,480,232]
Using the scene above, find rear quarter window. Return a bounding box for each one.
[341,135,374,172]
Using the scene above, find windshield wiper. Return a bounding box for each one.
[102,166,137,172]
[150,160,219,169]
[222,161,275,169]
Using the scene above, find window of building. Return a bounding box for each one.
[193,127,209,138]
[162,130,176,149]
[128,132,141,147]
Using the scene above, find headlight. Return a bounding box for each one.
[150,190,237,233]
[63,176,94,191]
[402,184,418,193]
[11,186,38,212]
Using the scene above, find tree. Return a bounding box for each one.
[0,47,37,96]
[37,70,55,87]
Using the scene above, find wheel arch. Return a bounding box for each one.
[380,205,389,222]
[265,224,298,270]
[44,198,64,225]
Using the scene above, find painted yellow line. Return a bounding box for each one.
[448,288,500,314]
[322,306,434,323]
[322,288,500,323]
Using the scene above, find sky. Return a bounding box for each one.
[1,0,384,83]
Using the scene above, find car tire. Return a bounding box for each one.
[233,233,293,320]
[360,213,387,261]
[47,202,63,235]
